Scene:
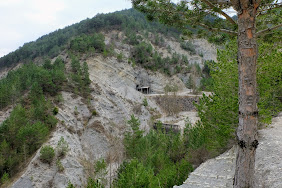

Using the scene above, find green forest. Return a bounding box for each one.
[0,57,91,185]
[0,9,181,69]
[0,5,281,188]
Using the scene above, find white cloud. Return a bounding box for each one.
[0,0,23,7]
[24,0,66,25]
[0,0,132,57]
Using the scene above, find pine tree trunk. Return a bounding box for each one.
[233,1,259,187]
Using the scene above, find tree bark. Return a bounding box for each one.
[233,1,259,187]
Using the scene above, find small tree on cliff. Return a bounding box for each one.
[132,0,282,187]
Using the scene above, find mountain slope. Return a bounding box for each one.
[0,8,218,188]
[0,9,181,70]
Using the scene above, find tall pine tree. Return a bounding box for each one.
[132,0,282,187]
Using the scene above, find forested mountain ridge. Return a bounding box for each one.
[0,9,182,69]
[0,8,219,188]
[0,6,280,188]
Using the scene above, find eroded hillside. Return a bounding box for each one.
[3,25,216,188]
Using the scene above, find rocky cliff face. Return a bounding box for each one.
[10,33,217,188]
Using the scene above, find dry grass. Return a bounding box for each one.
[154,95,182,116]
[153,95,198,116]
[88,120,106,135]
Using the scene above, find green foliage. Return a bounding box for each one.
[53,107,59,115]
[200,77,213,91]
[191,40,282,156]
[117,53,123,62]
[17,122,49,153]
[43,59,52,70]
[92,110,98,116]
[0,172,9,184]
[0,61,62,178]
[94,159,107,174]
[257,43,282,123]
[70,33,105,53]
[193,41,239,154]
[70,57,91,96]
[186,75,194,89]
[57,137,69,158]
[82,62,91,86]
[130,40,192,75]
[56,160,64,172]
[0,60,64,109]
[131,41,153,64]
[124,30,141,45]
[86,178,104,188]
[114,159,155,188]
[180,41,196,55]
[67,182,76,188]
[164,84,179,94]
[0,8,181,69]
[124,115,144,158]
[84,159,107,188]
[208,33,229,45]
[40,145,55,164]
[143,98,148,107]
[94,159,107,183]
[115,116,193,187]
[200,60,215,91]
[55,93,64,103]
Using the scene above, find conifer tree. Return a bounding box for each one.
[132,0,282,187]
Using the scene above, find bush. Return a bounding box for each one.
[56,160,64,172]
[70,33,105,53]
[57,137,69,158]
[53,107,59,115]
[40,145,55,164]
[117,53,123,62]
[164,84,178,94]
[92,110,98,116]
[143,98,148,107]
[67,182,75,188]
[86,178,104,188]
[180,41,196,55]
[0,172,9,184]
[115,116,193,187]
[114,159,155,188]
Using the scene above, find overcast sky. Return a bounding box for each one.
[0,0,132,57]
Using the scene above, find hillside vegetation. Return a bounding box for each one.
[0,7,280,188]
[0,9,181,69]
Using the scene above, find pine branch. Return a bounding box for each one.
[199,23,238,35]
[257,3,282,17]
[256,23,282,37]
[201,0,237,25]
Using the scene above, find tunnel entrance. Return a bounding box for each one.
[136,85,150,94]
